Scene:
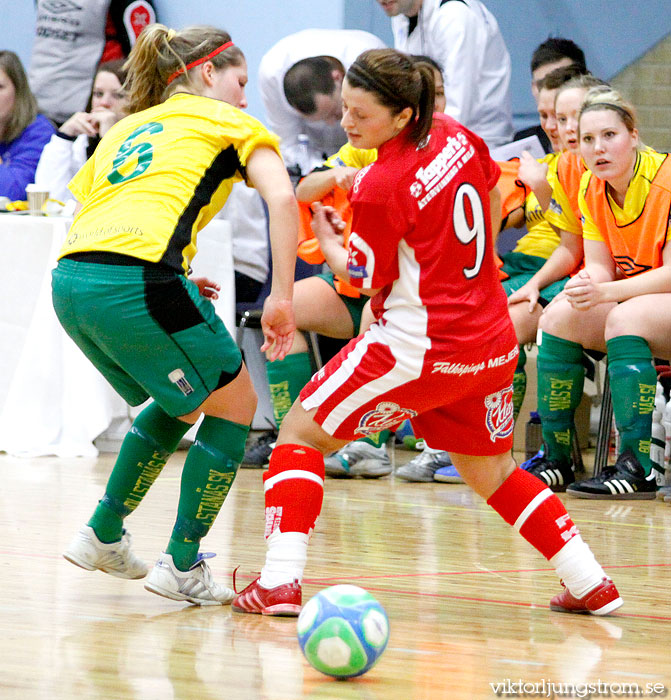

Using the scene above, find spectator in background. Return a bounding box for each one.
[258,28,385,174]
[376,0,513,147]
[35,60,128,203]
[28,0,156,125]
[515,37,587,152]
[0,50,55,202]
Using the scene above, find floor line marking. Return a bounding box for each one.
[299,582,671,622]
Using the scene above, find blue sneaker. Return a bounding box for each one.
[394,419,415,446]
[433,464,464,484]
[521,446,545,471]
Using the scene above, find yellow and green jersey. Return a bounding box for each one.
[512,152,561,259]
[61,92,280,273]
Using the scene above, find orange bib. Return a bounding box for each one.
[557,152,587,223]
[583,155,671,276]
[297,187,360,298]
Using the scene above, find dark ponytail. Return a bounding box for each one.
[346,49,435,145]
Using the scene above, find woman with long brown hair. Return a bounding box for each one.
[53,24,297,606]
[233,48,621,618]
[0,50,55,200]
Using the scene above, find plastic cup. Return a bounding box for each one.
[25,184,50,215]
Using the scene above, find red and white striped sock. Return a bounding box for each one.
[487,468,606,598]
[260,444,324,588]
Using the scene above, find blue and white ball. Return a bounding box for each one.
[297,584,389,678]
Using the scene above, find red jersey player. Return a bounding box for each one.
[233,49,622,618]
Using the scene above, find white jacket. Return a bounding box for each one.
[391,0,513,147]
[34,133,89,203]
[258,28,385,169]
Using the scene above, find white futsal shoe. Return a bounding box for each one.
[144,552,235,605]
[324,441,392,478]
[63,524,148,579]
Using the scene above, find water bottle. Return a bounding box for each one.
[662,400,671,486]
[525,411,543,461]
[288,134,312,188]
[297,134,312,176]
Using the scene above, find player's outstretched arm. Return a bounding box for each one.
[246,146,298,359]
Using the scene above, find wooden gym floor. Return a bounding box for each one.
[1,445,670,699]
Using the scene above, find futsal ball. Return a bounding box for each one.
[297,584,389,679]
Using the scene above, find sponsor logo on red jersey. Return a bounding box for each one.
[347,245,368,279]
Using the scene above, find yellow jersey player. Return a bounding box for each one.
[54,24,297,605]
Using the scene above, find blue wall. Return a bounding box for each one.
[4,1,671,131]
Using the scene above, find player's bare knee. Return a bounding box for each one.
[604,304,634,341]
[277,402,342,456]
[538,297,572,336]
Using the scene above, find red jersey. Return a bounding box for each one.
[346,113,512,351]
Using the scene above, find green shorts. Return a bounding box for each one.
[500,251,568,304]
[52,258,242,417]
[314,270,369,335]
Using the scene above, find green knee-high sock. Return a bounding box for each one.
[167,416,249,570]
[607,335,656,476]
[89,402,190,543]
[266,352,313,429]
[512,345,527,422]
[537,332,584,464]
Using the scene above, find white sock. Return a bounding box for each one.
[423,445,445,455]
[260,530,309,588]
[551,535,607,598]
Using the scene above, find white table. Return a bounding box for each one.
[0,214,234,457]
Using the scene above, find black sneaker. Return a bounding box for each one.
[241,430,277,469]
[567,449,657,500]
[526,455,575,492]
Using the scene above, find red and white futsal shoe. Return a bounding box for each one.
[232,574,302,616]
[550,577,623,616]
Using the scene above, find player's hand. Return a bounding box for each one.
[562,269,602,310]
[517,150,548,192]
[191,276,220,300]
[508,280,541,312]
[311,201,345,249]
[333,166,359,192]
[260,297,295,361]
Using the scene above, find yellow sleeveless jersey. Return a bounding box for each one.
[512,152,561,259]
[60,93,280,273]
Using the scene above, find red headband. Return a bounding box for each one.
[166,40,234,85]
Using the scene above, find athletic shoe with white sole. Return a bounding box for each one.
[232,576,302,616]
[63,524,148,579]
[395,448,452,482]
[566,449,657,500]
[144,552,235,605]
[324,441,391,478]
[550,578,623,616]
